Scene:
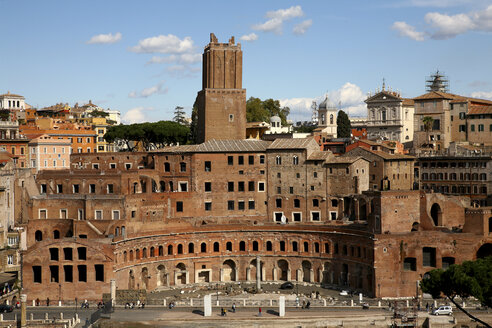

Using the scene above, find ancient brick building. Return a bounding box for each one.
[18,33,492,304]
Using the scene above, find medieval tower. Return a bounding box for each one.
[196,33,246,143]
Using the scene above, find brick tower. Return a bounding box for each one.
[196,33,246,143]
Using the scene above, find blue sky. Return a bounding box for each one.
[2,0,492,123]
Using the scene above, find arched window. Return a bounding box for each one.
[160,181,166,192]
[53,230,60,239]
[239,241,246,251]
[121,226,126,236]
[315,242,320,253]
[304,242,309,252]
[201,242,207,253]
[226,242,232,251]
[129,250,134,261]
[115,227,119,236]
[167,245,173,255]
[293,156,299,165]
[292,241,298,252]
[136,249,140,260]
[164,163,170,172]
[158,246,163,256]
[142,248,147,258]
[35,230,43,241]
[275,156,282,165]
[150,247,155,257]
[279,241,286,251]
[177,244,183,254]
[330,114,334,125]
[188,243,194,253]
[253,241,259,251]
[123,251,127,262]
[266,241,272,251]
[213,242,219,252]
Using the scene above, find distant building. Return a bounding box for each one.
[315,96,337,138]
[365,82,414,143]
[27,134,71,171]
[265,115,292,134]
[0,92,26,111]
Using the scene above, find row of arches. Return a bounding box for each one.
[421,172,487,181]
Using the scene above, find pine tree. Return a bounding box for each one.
[173,106,187,125]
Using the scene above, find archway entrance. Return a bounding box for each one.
[141,267,149,289]
[175,263,187,285]
[278,260,289,281]
[302,261,312,282]
[430,203,441,226]
[476,243,492,259]
[250,259,263,281]
[157,265,167,287]
[128,270,135,289]
[222,260,236,281]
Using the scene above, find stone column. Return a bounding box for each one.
[110,279,116,307]
[272,267,277,281]
[220,268,224,282]
[261,266,266,282]
[20,294,27,328]
[310,269,314,283]
[287,268,291,281]
[297,269,302,282]
[165,273,170,287]
[203,295,212,317]
[246,267,251,281]
[256,256,261,291]
[318,268,323,283]
[279,296,285,317]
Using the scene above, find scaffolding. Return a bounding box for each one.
[426,70,449,93]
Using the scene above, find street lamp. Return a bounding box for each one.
[216,283,219,303]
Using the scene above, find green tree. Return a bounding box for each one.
[189,97,199,144]
[294,123,316,133]
[246,97,290,125]
[422,116,434,146]
[336,110,351,138]
[173,106,187,126]
[89,109,109,118]
[420,257,492,327]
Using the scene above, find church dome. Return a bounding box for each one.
[319,96,336,110]
[270,115,281,123]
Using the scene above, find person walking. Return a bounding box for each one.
[46,298,50,307]
[232,303,236,313]
[258,307,262,317]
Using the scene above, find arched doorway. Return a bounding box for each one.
[249,259,263,281]
[157,265,167,287]
[222,260,236,281]
[430,203,441,226]
[277,260,289,281]
[175,263,186,285]
[476,243,492,259]
[302,261,312,282]
[322,262,331,284]
[141,267,149,289]
[128,270,135,289]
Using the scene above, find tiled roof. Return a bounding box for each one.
[413,91,464,101]
[347,147,414,160]
[267,137,317,150]
[307,150,332,161]
[468,105,492,115]
[402,98,414,106]
[0,92,23,98]
[161,139,271,153]
[327,156,366,164]
[450,97,492,105]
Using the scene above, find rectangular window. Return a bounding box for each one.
[204,182,212,192]
[238,181,245,192]
[41,184,47,194]
[478,124,484,132]
[179,182,188,192]
[259,155,265,164]
[95,210,103,220]
[238,156,244,165]
[258,182,265,192]
[228,156,233,165]
[60,209,67,219]
[311,211,321,221]
[107,184,114,194]
[95,264,104,282]
[248,181,255,191]
[248,200,255,210]
[72,184,80,193]
[49,265,59,283]
[78,209,84,220]
[64,265,73,282]
[78,247,87,260]
[238,200,245,210]
[289,186,294,194]
[64,248,73,261]
[7,255,14,265]
[176,201,183,212]
[92,163,99,169]
[205,202,212,211]
[274,212,283,222]
[78,265,87,282]
[39,209,47,219]
[89,184,96,193]
[228,181,234,192]
[112,210,120,220]
[248,155,254,165]
[470,124,475,132]
[57,184,63,193]
[33,266,42,283]
[423,247,436,267]
[204,161,211,172]
[110,163,116,169]
[276,198,282,208]
[293,212,301,222]
[227,200,235,210]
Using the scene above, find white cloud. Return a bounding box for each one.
[253,5,305,35]
[130,34,194,54]
[265,5,304,20]
[470,91,492,99]
[425,12,475,39]
[279,82,368,122]
[392,21,426,41]
[122,107,153,124]
[393,5,492,40]
[87,32,122,44]
[129,82,167,98]
[147,53,201,65]
[240,33,259,42]
[293,19,313,35]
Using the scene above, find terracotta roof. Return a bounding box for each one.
[307,151,332,161]
[327,156,366,164]
[413,91,464,101]
[449,97,492,105]
[468,105,492,115]
[268,138,317,150]
[402,98,414,106]
[161,139,271,153]
[0,92,23,98]
[346,147,414,160]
